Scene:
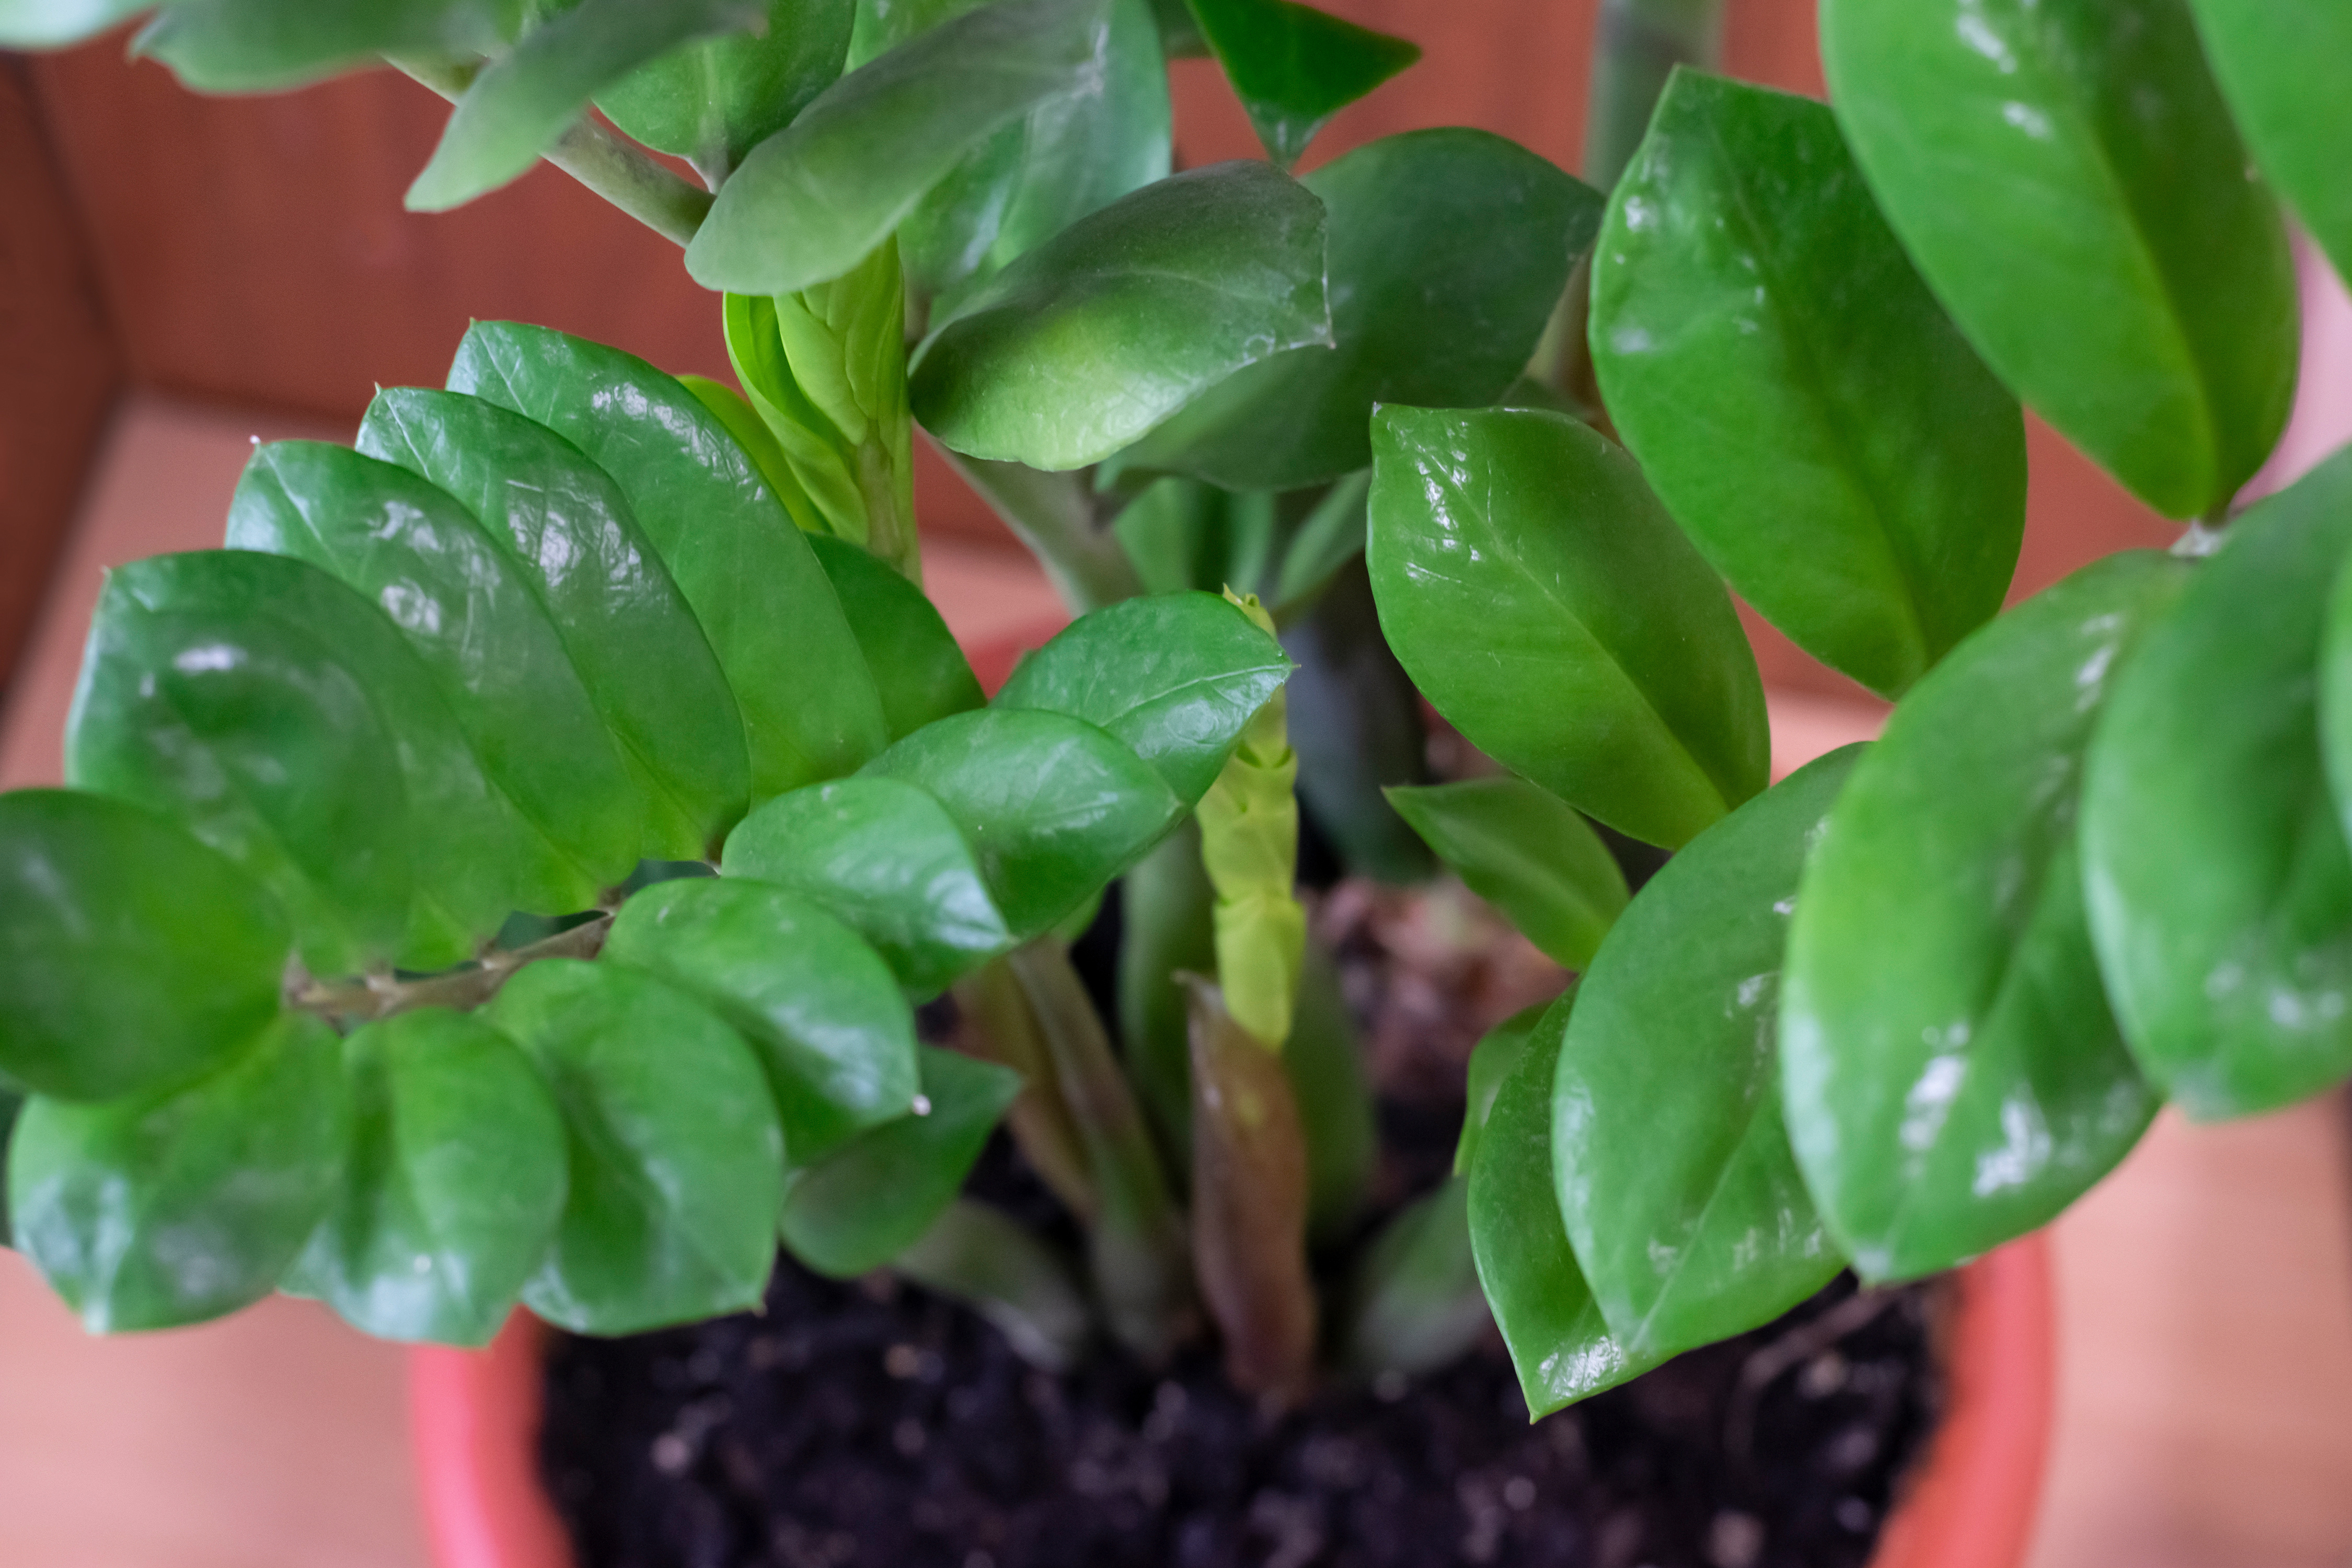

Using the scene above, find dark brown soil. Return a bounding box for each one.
[539,877,1942,1568]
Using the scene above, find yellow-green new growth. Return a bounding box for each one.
[1198,590,1305,1050]
[721,239,921,581]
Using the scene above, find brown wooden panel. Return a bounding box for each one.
[0,53,119,698]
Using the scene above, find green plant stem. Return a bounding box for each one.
[1006,939,1197,1357]
[951,960,1100,1219]
[935,445,1147,614]
[288,913,613,1024]
[389,56,716,247]
[895,1197,1096,1371]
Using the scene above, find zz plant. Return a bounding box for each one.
[1,0,2348,1444]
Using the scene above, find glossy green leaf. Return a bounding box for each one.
[604,877,920,1165]
[1117,129,1597,492]
[778,1045,1021,1276]
[862,708,1182,937]
[1367,405,1769,850]
[66,572,413,978]
[1555,747,1858,1359]
[1784,553,2182,1281]
[2,0,152,49]
[874,0,1171,314]
[598,0,856,178]
[679,373,817,531]
[226,440,639,896]
[406,0,763,211]
[359,387,750,861]
[1819,0,2297,519]
[2188,0,2352,287]
[10,1013,348,1333]
[106,550,548,967]
[0,790,289,1103]
[1280,561,1433,883]
[806,534,984,741]
[994,592,1292,804]
[722,777,1014,995]
[449,321,890,799]
[1184,0,1416,168]
[685,0,1113,294]
[1466,993,1657,1417]
[2088,452,2352,1120]
[285,1009,566,1347]
[136,0,518,90]
[1388,778,1629,970]
[1593,71,2025,698]
[1454,1000,1547,1178]
[909,161,1334,470]
[489,960,783,1334]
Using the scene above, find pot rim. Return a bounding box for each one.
[407,1232,2053,1568]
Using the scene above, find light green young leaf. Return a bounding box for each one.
[0,789,289,1103]
[686,0,1113,294]
[136,0,519,90]
[1367,405,1769,850]
[1388,777,1629,970]
[10,1013,349,1333]
[406,0,764,212]
[490,960,784,1334]
[1454,999,1549,1178]
[909,161,1334,470]
[1593,71,2025,698]
[598,0,856,180]
[1819,0,2297,519]
[287,1009,567,1347]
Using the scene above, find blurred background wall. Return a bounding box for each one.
[0,0,2168,710]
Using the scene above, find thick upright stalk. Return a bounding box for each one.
[937,446,1146,614]
[1581,0,1727,192]
[390,57,714,246]
[952,959,1098,1220]
[1006,940,1196,1357]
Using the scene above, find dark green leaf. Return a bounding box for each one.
[1466,993,1657,1417]
[2188,0,2352,287]
[2088,452,2352,1120]
[1593,71,2025,698]
[598,0,856,178]
[1184,0,1416,168]
[860,708,1183,937]
[806,534,984,741]
[285,1008,566,1347]
[685,0,1114,294]
[226,440,640,896]
[1388,778,1629,970]
[406,0,763,211]
[1287,933,1376,1238]
[1116,129,1597,491]
[0,789,289,1102]
[10,1012,348,1332]
[0,1082,20,1246]
[2,0,152,49]
[136,0,518,90]
[66,570,413,978]
[1454,1000,1547,1177]
[448,321,890,800]
[722,777,1014,995]
[489,959,784,1334]
[1819,0,2297,518]
[1280,560,1434,883]
[1270,470,1369,613]
[1367,405,1769,849]
[994,592,1292,804]
[909,161,1334,470]
[876,0,1172,314]
[1110,477,1278,599]
[1339,1177,1488,1377]
[105,550,552,967]
[1784,553,2182,1281]
[604,877,921,1165]
[1555,747,1858,1359]
[359,387,751,861]
[778,1044,1021,1276]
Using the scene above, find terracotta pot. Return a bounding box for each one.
[408,1232,2053,1568]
